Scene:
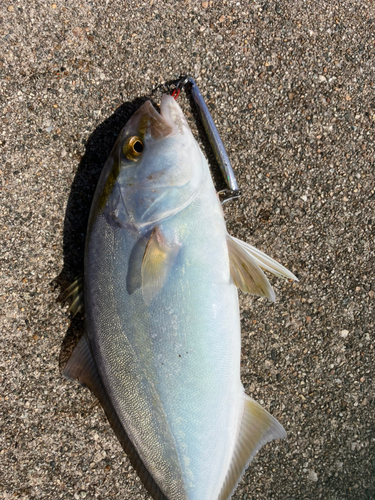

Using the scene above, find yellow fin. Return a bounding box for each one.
[227,235,275,301]
[141,227,180,305]
[218,396,286,500]
[65,275,84,316]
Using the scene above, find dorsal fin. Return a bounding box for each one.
[63,335,97,389]
[63,336,169,500]
[218,396,286,500]
[65,275,84,316]
[227,235,275,301]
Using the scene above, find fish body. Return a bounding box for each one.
[64,96,296,499]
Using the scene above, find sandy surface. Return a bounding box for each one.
[1,0,374,499]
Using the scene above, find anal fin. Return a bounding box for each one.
[62,336,168,500]
[218,396,286,500]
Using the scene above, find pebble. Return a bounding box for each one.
[308,470,318,482]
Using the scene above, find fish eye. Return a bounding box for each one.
[123,136,144,161]
[133,140,143,153]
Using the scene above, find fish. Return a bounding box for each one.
[63,94,298,500]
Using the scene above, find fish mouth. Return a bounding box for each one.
[125,96,187,141]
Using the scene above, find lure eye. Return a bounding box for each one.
[123,136,144,161]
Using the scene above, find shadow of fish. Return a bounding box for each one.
[63,96,298,499]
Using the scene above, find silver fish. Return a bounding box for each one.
[63,95,297,500]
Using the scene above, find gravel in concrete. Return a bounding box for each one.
[1,1,374,499]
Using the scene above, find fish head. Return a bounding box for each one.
[107,96,206,229]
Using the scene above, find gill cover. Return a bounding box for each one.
[103,96,206,231]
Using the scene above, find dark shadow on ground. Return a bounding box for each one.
[54,96,149,371]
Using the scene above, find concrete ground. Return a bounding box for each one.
[1,0,374,499]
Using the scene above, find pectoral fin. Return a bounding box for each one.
[227,235,275,301]
[218,396,286,500]
[141,227,180,305]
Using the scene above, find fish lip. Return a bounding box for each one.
[160,95,188,134]
[124,100,177,141]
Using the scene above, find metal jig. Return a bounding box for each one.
[172,76,241,202]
